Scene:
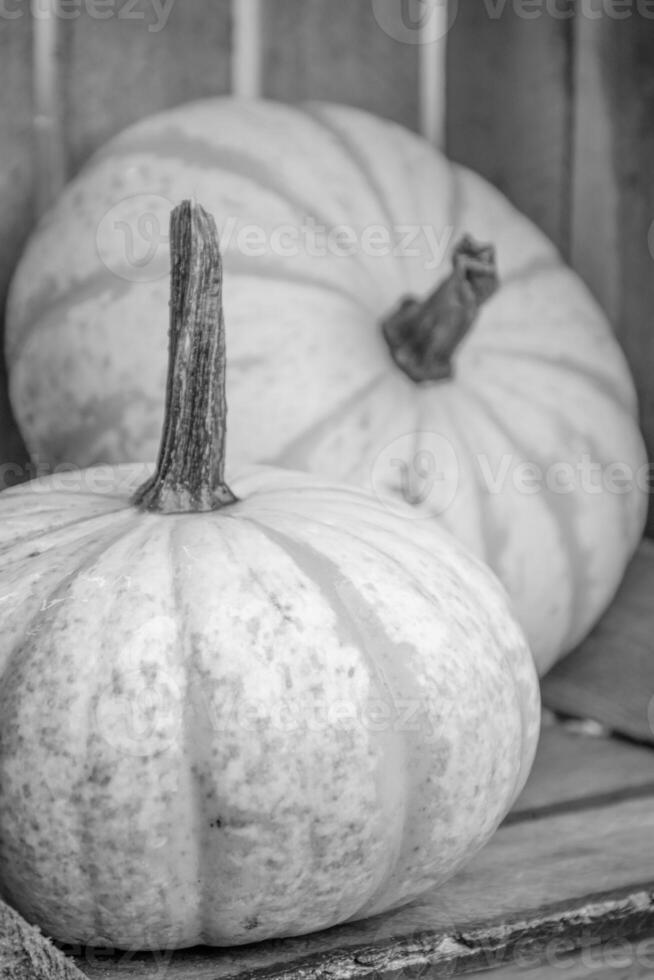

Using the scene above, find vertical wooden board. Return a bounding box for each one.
[446,6,574,255]
[261,0,421,130]
[0,15,33,486]
[571,17,654,537]
[62,0,233,173]
[570,18,620,323]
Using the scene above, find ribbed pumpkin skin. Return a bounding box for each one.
[6,99,647,674]
[0,465,538,949]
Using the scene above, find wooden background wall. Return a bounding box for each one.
[1,0,653,529]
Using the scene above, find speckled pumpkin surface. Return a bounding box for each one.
[5,99,646,674]
[0,465,539,949]
[0,201,540,951]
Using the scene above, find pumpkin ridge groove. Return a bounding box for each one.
[30,515,145,626]
[169,519,205,945]
[467,348,632,415]
[426,392,494,567]
[0,514,145,741]
[78,516,171,943]
[458,382,583,654]
[222,256,374,317]
[245,512,528,913]
[7,268,139,368]
[91,127,384,298]
[299,104,401,244]
[486,373,639,477]
[265,372,389,471]
[0,507,138,564]
[242,516,411,906]
[10,250,378,364]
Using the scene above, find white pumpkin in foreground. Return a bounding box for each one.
[0,203,540,950]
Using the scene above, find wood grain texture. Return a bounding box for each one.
[542,540,654,745]
[0,17,33,488]
[466,935,654,979]
[77,885,653,979]
[570,18,620,323]
[512,722,654,818]
[69,730,654,979]
[446,6,574,255]
[61,0,233,174]
[260,0,420,129]
[570,16,654,536]
[573,16,654,538]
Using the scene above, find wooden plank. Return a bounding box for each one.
[260,0,421,130]
[0,16,33,489]
[445,6,574,255]
[570,16,654,537]
[513,724,654,818]
[67,773,654,978]
[543,540,654,745]
[62,0,233,174]
[466,937,654,979]
[570,18,620,324]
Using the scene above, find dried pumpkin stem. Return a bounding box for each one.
[381,235,499,383]
[134,201,237,514]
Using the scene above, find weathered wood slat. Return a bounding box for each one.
[543,540,654,745]
[570,19,620,325]
[260,0,420,130]
[0,17,33,489]
[446,7,574,256]
[69,727,654,979]
[513,722,654,818]
[466,936,654,980]
[570,16,654,537]
[61,0,233,174]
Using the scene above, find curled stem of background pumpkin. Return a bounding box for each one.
[134,201,238,514]
[381,235,499,383]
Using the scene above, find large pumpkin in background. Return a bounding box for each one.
[6,98,647,674]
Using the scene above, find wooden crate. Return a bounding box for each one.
[0,2,653,977]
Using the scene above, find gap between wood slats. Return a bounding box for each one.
[33,1,67,217]
[506,781,654,826]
